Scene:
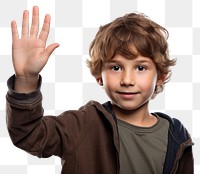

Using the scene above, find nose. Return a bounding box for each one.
[120,70,135,86]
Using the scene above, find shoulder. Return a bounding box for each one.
[155,112,183,127]
[60,100,112,121]
[78,100,108,115]
[154,112,191,143]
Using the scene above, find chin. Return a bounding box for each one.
[121,105,139,111]
[112,99,149,112]
[113,102,139,111]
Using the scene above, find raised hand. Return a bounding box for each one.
[11,6,59,79]
[11,6,59,92]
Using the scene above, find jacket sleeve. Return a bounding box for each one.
[176,145,194,174]
[6,75,89,158]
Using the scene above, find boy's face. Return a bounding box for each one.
[98,53,162,111]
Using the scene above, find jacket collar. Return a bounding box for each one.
[86,100,120,152]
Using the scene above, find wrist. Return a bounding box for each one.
[14,75,39,93]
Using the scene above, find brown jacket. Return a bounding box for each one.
[6,75,193,174]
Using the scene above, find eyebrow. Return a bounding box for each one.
[106,58,153,64]
[134,59,153,64]
[105,60,121,64]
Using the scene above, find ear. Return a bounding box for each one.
[156,74,167,86]
[96,77,103,86]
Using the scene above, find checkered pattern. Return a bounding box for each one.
[0,0,199,173]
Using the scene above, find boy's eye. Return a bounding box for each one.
[111,66,122,71]
[136,66,146,71]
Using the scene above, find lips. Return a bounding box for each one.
[117,91,140,99]
[117,91,139,95]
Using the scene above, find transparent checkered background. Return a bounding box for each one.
[0,0,199,173]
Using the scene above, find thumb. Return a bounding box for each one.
[43,43,60,60]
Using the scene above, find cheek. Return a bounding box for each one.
[138,75,157,91]
[102,73,117,89]
[103,77,115,90]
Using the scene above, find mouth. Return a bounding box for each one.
[117,91,140,99]
[117,91,139,94]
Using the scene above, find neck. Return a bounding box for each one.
[112,102,157,127]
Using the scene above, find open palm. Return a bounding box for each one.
[12,6,59,78]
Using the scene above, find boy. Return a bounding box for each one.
[6,6,193,174]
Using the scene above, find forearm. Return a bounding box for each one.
[6,75,43,143]
[6,75,46,156]
[6,75,64,158]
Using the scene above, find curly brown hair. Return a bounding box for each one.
[87,12,176,97]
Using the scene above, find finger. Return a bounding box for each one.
[11,20,19,42]
[30,6,39,37]
[39,14,50,43]
[21,10,29,37]
[43,43,60,60]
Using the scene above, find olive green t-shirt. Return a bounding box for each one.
[117,114,169,174]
